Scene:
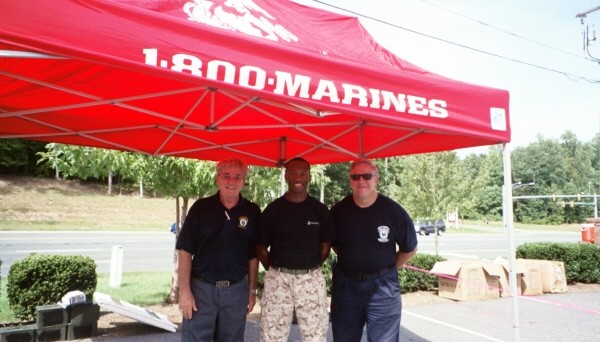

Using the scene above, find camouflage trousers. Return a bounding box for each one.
[260,267,329,342]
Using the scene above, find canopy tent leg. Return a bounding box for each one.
[503,143,519,342]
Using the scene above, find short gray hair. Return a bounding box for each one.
[216,159,248,177]
[349,158,378,174]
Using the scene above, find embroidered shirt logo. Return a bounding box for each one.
[183,0,298,43]
[238,216,249,229]
[307,220,319,226]
[377,226,390,242]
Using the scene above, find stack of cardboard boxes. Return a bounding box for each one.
[431,259,568,301]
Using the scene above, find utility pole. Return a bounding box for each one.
[576,6,600,20]
[576,7,600,203]
[576,6,600,62]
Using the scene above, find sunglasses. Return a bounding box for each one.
[350,173,375,181]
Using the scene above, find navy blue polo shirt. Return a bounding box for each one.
[331,194,417,274]
[176,192,261,281]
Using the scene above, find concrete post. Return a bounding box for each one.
[109,245,123,288]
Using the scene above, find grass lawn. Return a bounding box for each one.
[0,176,176,231]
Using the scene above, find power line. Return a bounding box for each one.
[417,0,589,61]
[313,0,600,84]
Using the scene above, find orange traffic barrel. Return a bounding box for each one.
[581,224,596,243]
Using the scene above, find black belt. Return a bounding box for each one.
[194,275,246,288]
[272,266,319,275]
[341,265,396,281]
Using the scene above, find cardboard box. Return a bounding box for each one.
[431,260,503,301]
[516,259,544,296]
[536,260,568,293]
[494,260,526,297]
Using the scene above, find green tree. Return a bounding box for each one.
[0,139,48,176]
[146,156,215,303]
[37,144,130,194]
[463,146,503,220]
[385,152,466,220]
[511,133,595,224]
[323,162,350,208]
[243,166,282,209]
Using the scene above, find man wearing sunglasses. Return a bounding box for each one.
[330,158,418,342]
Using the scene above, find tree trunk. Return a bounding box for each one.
[167,196,190,303]
[167,250,180,304]
[107,171,112,196]
[167,196,180,304]
[139,179,143,198]
[320,170,325,203]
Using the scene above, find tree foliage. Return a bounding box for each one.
[4,131,600,224]
[0,139,48,176]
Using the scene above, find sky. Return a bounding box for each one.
[294,0,600,154]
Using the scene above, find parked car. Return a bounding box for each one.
[433,219,446,234]
[414,219,445,236]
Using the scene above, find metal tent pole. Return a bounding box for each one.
[503,143,519,342]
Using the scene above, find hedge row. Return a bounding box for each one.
[516,242,600,284]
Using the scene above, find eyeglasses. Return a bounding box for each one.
[350,173,376,181]
[219,173,244,181]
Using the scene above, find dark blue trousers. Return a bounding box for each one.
[331,266,402,342]
[182,278,249,342]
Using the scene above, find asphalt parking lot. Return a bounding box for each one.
[75,290,600,342]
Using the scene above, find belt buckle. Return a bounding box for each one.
[215,280,230,288]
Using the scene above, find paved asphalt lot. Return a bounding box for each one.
[74,290,600,342]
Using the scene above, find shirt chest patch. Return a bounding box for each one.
[377,226,390,242]
[238,216,249,229]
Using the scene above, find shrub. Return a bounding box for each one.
[399,253,447,293]
[7,254,97,321]
[516,242,600,284]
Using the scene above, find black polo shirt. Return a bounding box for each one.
[257,196,335,269]
[176,192,261,281]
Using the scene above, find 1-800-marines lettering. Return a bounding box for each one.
[142,48,449,118]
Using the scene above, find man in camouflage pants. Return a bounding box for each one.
[256,157,335,341]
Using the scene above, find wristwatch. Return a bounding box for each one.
[250,288,258,295]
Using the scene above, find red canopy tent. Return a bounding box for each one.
[0,0,510,167]
[1,1,522,337]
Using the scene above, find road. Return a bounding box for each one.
[0,227,581,277]
[0,231,176,277]
[417,227,580,261]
